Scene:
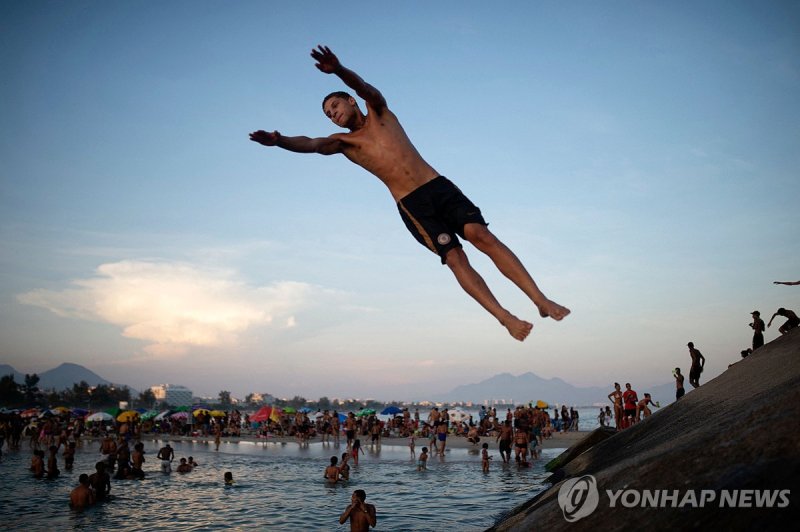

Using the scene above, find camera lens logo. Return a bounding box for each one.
[558,475,599,522]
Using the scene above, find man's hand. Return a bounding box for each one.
[249,130,280,146]
[311,45,341,74]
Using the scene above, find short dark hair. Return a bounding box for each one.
[354,489,366,501]
[322,91,352,110]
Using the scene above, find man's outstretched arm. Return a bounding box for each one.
[311,45,387,112]
[249,130,343,155]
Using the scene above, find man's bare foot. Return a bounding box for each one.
[537,299,571,321]
[500,313,533,341]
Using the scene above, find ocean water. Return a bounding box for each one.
[0,438,566,531]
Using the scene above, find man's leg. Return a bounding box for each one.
[445,247,532,341]
[463,224,570,320]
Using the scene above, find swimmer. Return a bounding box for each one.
[249,45,570,341]
[31,449,45,478]
[46,445,59,479]
[176,457,192,473]
[89,461,111,501]
[339,453,351,481]
[157,443,174,474]
[69,474,95,510]
[63,441,76,470]
[339,489,377,531]
[224,471,234,485]
[324,456,340,483]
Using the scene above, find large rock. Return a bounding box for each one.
[489,329,800,531]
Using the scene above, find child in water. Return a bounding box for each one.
[418,447,428,471]
[481,443,492,473]
[351,439,363,465]
[224,471,234,485]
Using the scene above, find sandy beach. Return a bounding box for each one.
[82,429,587,450]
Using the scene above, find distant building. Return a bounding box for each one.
[150,384,193,407]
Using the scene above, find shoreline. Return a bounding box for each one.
[81,430,587,450]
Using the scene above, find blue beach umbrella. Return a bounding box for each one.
[380,406,403,415]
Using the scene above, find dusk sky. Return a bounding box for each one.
[2,1,798,401]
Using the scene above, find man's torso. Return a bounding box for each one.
[335,107,439,201]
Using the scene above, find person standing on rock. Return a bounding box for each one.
[608,383,623,431]
[673,368,685,400]
[687,342,705,388]
[749,311,765,351]
[622,383,639,426]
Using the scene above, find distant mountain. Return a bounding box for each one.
[38,363,113,391]
[0,362,116,391]
[437,372,676,406]
[0,364,25,384]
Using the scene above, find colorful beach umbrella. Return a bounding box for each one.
[117,410,139,422]
[193,408,211,417]
[282,406,296,414]
[170,411,189,420]
[535,400,549,409]
[380,406,403,415]
[86,412,114,422]
[250,406,282,423]
[20,408,40,418]
[355,408,376,417]
[153,410,172,421]
[209,410,226,418]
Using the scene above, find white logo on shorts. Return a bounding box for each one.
[558,475,600,522]
[437,233,451,245]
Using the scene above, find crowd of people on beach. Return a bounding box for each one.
[0,401,586,530]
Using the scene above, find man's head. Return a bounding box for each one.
[330,456,338,465]
[751,310,760,317]
[625,383,632,390]
[687,342,694,348]
[322,91,360,128]
[353,489,367,502]
[778,308,786,315]
[79,473,90,485]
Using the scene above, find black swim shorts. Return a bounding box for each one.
[397,176,487,264]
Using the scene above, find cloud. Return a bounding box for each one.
[17,260,327,356]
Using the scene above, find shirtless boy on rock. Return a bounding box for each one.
[250,46,569,341]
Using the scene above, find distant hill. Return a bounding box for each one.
[38,362,113,391]
[437,371,676,406]
[0,362,116,391]
[0,364,25,384]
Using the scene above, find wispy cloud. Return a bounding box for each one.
[17,260,329,357]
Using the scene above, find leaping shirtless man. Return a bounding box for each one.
[249,45,569,341]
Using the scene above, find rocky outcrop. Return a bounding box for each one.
[489,330,800,531]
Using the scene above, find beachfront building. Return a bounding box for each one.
[150,384,193,407]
